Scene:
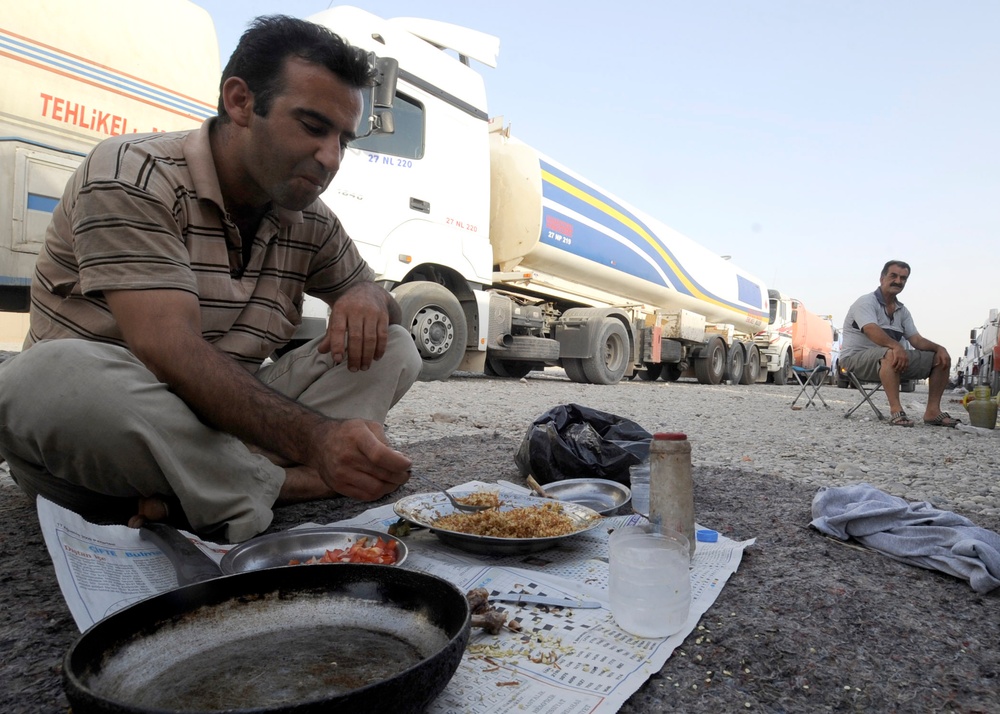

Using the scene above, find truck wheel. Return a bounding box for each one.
[562,358,588,383]
[772,351,792,385]
[486,357,534,379]
[581,318,629,385]
[726,342,745,385]
[662,364,683,382]
[638,363,662,381]
[740,344,761,385]
[694,337,726,385]
[393,281,467,382]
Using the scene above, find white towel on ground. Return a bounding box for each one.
[810,483,1000,594]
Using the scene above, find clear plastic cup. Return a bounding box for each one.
[629,462,650,515]
[608,525,691,638]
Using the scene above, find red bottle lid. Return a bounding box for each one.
[653,433,687,440]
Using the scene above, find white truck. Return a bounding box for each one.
[963,309,1000,394]
[0,0,219,318]
[2,3,770,387]
[310,7,770,385]
[753,290,834,384]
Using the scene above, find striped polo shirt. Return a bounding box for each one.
[26,119,374,368]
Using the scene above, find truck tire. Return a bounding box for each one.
[393,281,467,382]
[581,318,630,385]
[638,363,662,381]
[694,337,726,385]
[726,342,745,385]
[740,344,761,385]
[772,350,792,385]
[662,364,683,382]
[562,358,588,383]
[486,357,534,379]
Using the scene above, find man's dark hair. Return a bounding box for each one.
[881,260,911,277]
[217,15,377,120]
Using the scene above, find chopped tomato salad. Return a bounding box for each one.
[288,536,399,566]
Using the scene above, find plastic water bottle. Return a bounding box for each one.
[629,461,650,516]
[648,432,696,558]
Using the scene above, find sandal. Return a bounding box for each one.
[924,412,960,428]
[889,411,914,427]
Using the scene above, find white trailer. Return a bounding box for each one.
[0,0,219,313]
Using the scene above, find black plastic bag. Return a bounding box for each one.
[514,404,652,485]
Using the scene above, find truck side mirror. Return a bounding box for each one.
[356,55,399,139]
[374,56,398,109]
[790,309,798,323]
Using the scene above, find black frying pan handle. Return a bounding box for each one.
[140,523,223,586]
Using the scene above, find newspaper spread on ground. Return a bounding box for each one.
[38,481,754,713]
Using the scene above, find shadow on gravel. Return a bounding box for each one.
[2,433,998,713]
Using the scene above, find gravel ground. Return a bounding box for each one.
[2,362,999,713]
[388,368,999,518]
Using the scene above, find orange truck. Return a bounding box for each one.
[753,290,834,384]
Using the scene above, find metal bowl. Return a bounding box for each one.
[393,491,603,555]
[539,478,632,515]
[220,526,408,574]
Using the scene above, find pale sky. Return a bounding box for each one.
[199,1,999,361]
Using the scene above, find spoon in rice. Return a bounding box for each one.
[408,471,491,513]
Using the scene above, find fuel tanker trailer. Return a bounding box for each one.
[306,7,771,385]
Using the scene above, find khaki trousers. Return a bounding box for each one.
[0,325,421,541]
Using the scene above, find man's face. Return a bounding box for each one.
[880,265,910,298]
[242,57,363,211]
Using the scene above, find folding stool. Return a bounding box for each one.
[842,370,885,420]
[790,364,830,409]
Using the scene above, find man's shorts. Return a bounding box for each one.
[840,347,935,382]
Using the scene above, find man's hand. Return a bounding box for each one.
[318,282,393,371]
[309,419,412,501]
[885,343,910,373]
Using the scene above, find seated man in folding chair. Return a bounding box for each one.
[839,260,957,428]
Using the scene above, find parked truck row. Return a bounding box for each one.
[962,309,1000,394]
[1,1,838,388]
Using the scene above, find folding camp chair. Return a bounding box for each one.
[842,370,885,420]
[790,364,830,409]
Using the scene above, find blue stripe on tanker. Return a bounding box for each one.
[539,160,766,319]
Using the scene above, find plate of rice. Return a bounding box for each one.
[393,490,604,555]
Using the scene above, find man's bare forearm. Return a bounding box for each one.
[140,327,329,466]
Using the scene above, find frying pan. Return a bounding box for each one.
[62,524,470,714]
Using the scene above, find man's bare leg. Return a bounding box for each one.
[923,360,951,422]
[127,497,171,528]
[878,356,904,414]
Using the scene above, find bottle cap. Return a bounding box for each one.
[653,433,687,440]
[696,529,718,542]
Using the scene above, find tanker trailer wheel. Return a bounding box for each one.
[725,342,745,385]
[393,281,468,382]
[740,344,761,385]
[638,363,663,381]
[581,318,630,385]
[562,358,588,383]
[694,336,726,385]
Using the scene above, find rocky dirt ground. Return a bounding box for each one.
[1,365,998,712]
